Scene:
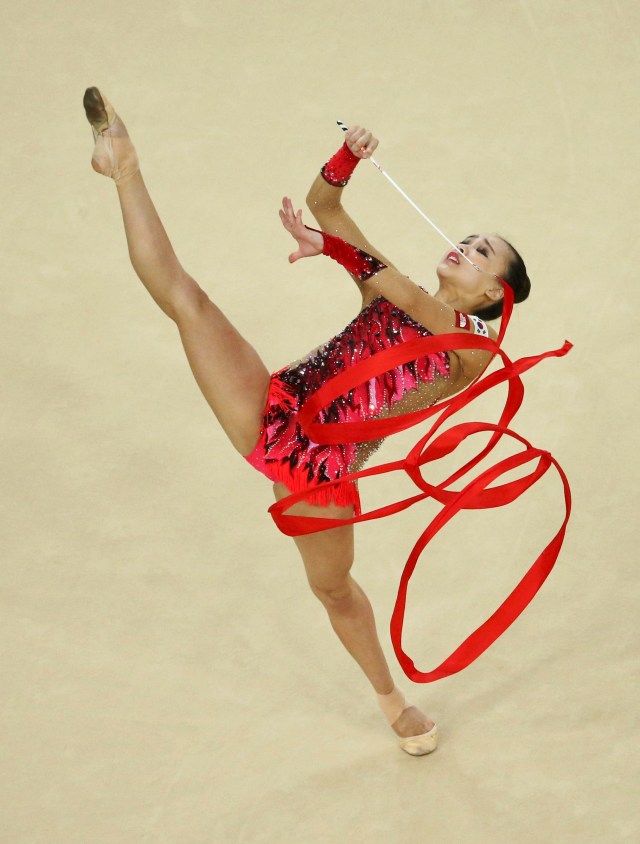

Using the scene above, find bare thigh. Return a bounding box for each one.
[273,481,355,592]
[174,278,271,455]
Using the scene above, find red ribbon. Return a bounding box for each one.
[268,283,573,682]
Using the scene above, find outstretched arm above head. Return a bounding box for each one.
[306,125,397,293]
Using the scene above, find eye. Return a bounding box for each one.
[478,246,489,257]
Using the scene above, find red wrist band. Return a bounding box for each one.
[321,143,361,187]
[308,227,387,281]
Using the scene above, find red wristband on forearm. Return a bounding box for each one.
[308,227,387,281]
[321,143,361,187]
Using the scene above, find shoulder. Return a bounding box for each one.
[449,312,498,384]
[361,273,498,347]
[362,270,459,334]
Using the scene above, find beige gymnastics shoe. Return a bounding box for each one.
[377,685,438,756]
[83,86,140,183]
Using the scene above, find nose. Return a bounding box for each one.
[457,244,465,254]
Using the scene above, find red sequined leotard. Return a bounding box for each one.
[244,294,454,511]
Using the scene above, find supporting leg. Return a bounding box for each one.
[273,483,435,741]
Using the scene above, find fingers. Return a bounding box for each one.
[279,196,301,230]
[278,196,323,264]
[344,125,379,158]
[281,195,294,221]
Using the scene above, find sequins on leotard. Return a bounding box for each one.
[244,297,451,510]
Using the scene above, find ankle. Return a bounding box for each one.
[114,168,143,189]
[376,685,408,725]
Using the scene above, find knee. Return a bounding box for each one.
[170,275,210,322]
[309,578,355,613]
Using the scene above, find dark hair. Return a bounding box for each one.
[473,237,531,322]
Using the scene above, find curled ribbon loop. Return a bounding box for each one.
[268,285,573,683]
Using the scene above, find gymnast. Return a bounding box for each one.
[83,87,531,756]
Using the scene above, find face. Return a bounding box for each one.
[436,234,511,308]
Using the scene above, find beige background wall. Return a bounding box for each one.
[1,1,638,842]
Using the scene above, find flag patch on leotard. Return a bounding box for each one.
[469,314,489,337]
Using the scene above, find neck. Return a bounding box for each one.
[434,288,471,311]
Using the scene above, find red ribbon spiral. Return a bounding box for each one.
[268,284,573,682]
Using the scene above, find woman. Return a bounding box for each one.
[82,87,530,756]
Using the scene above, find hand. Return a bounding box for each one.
[279,197,324,263]
[343,125,379,159]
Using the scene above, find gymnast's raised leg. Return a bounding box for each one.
[83,88,437,755]
[83,87,270,456]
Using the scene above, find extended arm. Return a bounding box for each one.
[306,126,397,296]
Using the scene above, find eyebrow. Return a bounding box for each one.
[464,235,495,255]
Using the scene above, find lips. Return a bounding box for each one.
[446,251,460,265]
